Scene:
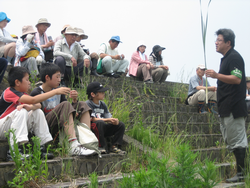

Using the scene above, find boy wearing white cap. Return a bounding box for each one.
[187,64,217,114]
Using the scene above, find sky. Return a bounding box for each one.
[1,0,250,86]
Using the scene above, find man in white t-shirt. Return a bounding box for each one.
[98,36,129,78]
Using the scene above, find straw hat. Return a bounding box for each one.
[21,25,37,37]
[61,24,70,34]
[64,26,77,35]
[76,28,88,39]
[36,18,51,27]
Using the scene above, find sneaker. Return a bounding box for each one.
[98,147,107,154]
[106,73,120,78]
[69,141,96,156]
[6,149,32,162]
[110,146,126,154]
[144,79,154,84]
[40,145,54,159]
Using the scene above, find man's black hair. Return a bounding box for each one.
[215,28,235,48]
[8,67,29,87]
[40,63,61,83]
[109,39,120,44]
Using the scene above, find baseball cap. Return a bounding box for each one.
[197,64,206,70]
[246,77,250,82]
[87,82,109,96]
[110,36,122,43]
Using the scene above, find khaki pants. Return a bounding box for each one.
[136,64,152,81]
[188,89,217,105]
[152,67,169,83]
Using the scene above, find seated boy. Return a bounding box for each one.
[0,67,70,161]
[86,82,125,153]
[30,63,95,156]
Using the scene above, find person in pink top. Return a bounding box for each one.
[129,41,154,83]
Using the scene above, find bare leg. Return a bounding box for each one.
[64,113,76,139]
[80,111,91,129]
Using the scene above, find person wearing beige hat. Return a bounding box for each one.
[53,26,90,86]
[186,64,217,114]
[35,18,54,62]
[54,24,70,43]
[129,41,153,83]
[76,28,88,43]
[15,25,45,79]
[0,12,17,66]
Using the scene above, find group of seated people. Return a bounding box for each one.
[0,12,170,86]
[0,63,126,161]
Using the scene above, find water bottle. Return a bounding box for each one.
[48,36,54,49]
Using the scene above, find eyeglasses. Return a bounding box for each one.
[215,39,224,43]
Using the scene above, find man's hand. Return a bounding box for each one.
[113,55,121,60]
[46,40,54,48]
[120,54,125,60]
[17,104,33,111]
[206,69,218,79]
[209,86,217,92]
[84,59,90,68]
[71,57,77,67]
[55,87,71,95]
[69,90,78,103]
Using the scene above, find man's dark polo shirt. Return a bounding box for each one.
[217,48,247,118]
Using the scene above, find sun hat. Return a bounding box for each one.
[61,24,70,34]
[0,12,11,23]
[64,26,77,35]
[21,25,37,37]
[197,64,206,70]
[152,45,166,53]
[137,40,146,48]
[110,36,122,43]
[87,82,109,96]
[35,18,51,27]
[76,28,88,39]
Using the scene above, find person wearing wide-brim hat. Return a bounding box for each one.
[35,18,54,62]
[0,12,17,66]
[148,45,170,83]
[15,25,45,79]
[53,26,90,87]
[54,24,70,43]
[97,36,129,78]
[129,41,154,83]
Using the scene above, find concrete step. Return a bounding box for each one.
[0,154,126,187]
[137,120,221,135]
[192,147,230,163]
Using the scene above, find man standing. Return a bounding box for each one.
[187,64,217,114]
[206,28,248,183]
[97,36,129,78]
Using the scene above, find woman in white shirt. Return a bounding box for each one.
[0,12,17,65]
